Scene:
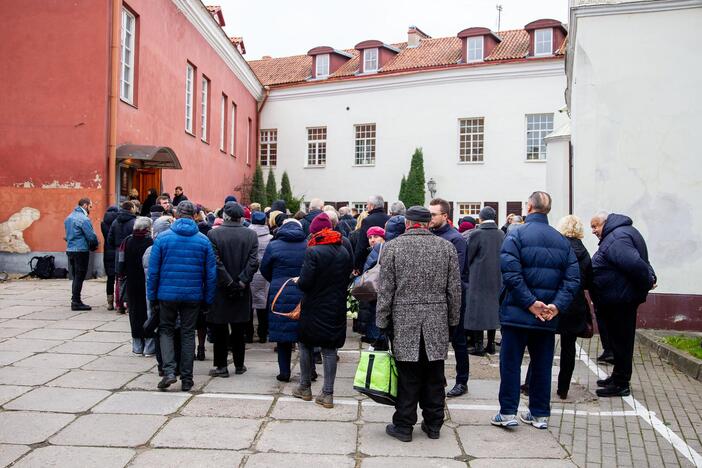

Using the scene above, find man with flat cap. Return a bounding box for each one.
[377,206,462,442]
[207,202,259,377]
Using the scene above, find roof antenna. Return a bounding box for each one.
[496,4,503,31]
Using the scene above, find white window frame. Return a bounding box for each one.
[458,118,485,163]
[185,63,194,134]
[363,48,378,73]
[525,113,554,161]
[246,118,252,165]
[307,127,327,167]
[259,129,278,167]
[352,202,366,213]
[120,7,136,104]
[467,36,484,62]
[219,94,226,151]
[316,54,330,78]
[230,102,236,156]
[458,202,482,217]
[534,28,553,56]
[354,123,376,166]
[200,76,209,142]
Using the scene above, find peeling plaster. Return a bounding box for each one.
[93,172,103,189]
[13,180,35,188]
[0,207,40,253]
[41,180,83,189]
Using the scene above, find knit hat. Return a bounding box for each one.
[223,202,245,220]
[479,206,497,221]
[367,226,386,239]
[405,206,431,223]
[224,195,237,204]
[176,200,197,218]
[458,221,475,233]
[275,212,288,228]
[251,211,266,225]
[150,205,165,214]
[460,216,477,225]
[309,212,332,234]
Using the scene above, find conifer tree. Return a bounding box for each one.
[404,148,426,207]
[250,164,267,206]
[265,170,278,206]
[279,171,295,211]
[398,175,407,205]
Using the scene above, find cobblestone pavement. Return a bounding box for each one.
[1,279,701,467]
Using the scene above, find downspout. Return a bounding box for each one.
[568,142,574,215]
[254,85,270,166]
[107,0,120,206]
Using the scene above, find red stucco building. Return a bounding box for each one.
[0,0,263,270]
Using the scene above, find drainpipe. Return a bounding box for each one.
[255,87,271,164]
[107,0,120,206]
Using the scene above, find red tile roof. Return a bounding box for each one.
[249,29,565,87]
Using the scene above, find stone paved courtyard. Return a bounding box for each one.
[1,279,701,467]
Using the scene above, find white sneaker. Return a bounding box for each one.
[490,413,518,427]
[519,411,548,429]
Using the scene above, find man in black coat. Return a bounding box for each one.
[172,186,188,207]
[300,198,324,236]
[207,202,259,377]
[107,201,137,313]
[101,205,119,310]
[353,195,389,273]
[590,212,655,397]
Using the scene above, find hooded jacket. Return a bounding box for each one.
[300,209,323,236]
[384,215,406,241]
[107,209,136,254]
[100,206,119,274]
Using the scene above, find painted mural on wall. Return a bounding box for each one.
[0,207,40,253]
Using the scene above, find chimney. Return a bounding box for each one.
[407,25,430,48]
[262,55,272,60]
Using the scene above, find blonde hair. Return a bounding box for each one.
[249,203,261,212]
[268,210,282,229]
[557,215,584,239]
[355,211,369,230]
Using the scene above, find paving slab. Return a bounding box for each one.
[457,425,568,459]
[152,416,261,450]
[245,453,356,467]
[0,384,33,405]
[359,422,462,458]
[18,327,85,340]
[271,397,359,421]
[50,413,166,447]
[0,444,31,466]
[0,350,34,366]
[130,448,244,467]
[95,320,132,332]
[109,343,140,357]
[4,386,110,413]
[202,373,281,394]
[21,309,82,321]
[361,402,422,423]
[74,331,131,343]
[47,369,138,390]
[0,338,62,352]
[447,408,494,425]
[0,366,67,385]
[92,391,190,415]
[124,374,209,392]
[13,352,97,369]
[45,320,104,330]
[12,445,135,468]
[361,456,467,468]
[0,327,26,338]
[82,355,156,372]
[0,319,53,329]
[0,305,50,319]
[181,394,273,418]
[469,459,577,467]
[68,312,118,322]
[0,411,75,444]
[50,340,122,355]
[257,420,357,455]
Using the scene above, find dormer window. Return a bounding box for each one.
[467,36,484,62]
[316,54,330,78]
[363,48,378,73]
[534,28,553,56]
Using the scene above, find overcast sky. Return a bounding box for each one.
[218,0,568,60]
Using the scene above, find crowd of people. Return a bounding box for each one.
[63,187,656,441]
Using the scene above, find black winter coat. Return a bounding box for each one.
[297,241,353,349]
[207,221,259,324]
[106,209,136,275]
[339,214,356,236]
[101,206,119,275]
[354,207,389,270]
[558,237,593,335]
[140,194,158,216]
[124,234,153,338]
[591,214,655,306]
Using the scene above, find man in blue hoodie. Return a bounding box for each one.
[64,198,99,310]
[148,201,217,392]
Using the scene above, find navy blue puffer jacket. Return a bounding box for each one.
[260,222,307,343]
[591,214,655,306]
[147,218,217,304]
[500,213,580,331]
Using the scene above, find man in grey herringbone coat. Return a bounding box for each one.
[377,206,462,442]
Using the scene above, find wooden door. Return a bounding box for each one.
[135,169,161,202]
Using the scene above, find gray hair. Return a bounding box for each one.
[368,194,384,209]
[133,216,152,232]
[325,210,339,226]
[309,198,323,210]
[389,201,406,215]
[282,218,302,227]
[592,211,609,223]
[339,206,351,216]
[528,191,552,214]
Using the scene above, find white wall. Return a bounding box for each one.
[569,5,702,295]
[260,61,566,224]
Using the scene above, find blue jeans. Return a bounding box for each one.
[498,325,555,418]
[299,342,337,394]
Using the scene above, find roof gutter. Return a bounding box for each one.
[107,0,120,206]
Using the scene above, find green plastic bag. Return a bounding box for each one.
[353,350,398,405]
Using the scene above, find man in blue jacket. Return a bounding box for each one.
[590,212,655,397]
[491,191,579,429]
[148,201,216,392]
[64,198,99,310]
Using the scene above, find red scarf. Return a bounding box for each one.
[308,228,342,247]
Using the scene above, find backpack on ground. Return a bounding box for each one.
[21,255,56,279]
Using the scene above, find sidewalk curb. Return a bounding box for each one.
[637,329,702,382]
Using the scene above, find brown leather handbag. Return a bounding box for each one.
[271,278,301,320]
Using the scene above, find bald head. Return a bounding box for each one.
[527,191,552,215]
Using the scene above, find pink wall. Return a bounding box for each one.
[117,0,259,210]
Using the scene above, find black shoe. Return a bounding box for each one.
[446,383,468,398]
[596,376,613,387]
[421,421,440,439]
[276,374,290,382]
[557,390,568,400]
[385,424,412,442]
[469,346,486,357]
[181,380,194,392]
[208,367,229,378]
[485,342,496,355]
[157,375,176,390]
[597,352,615,364]
[71,302,92,311]
[117,307,126,315]
[311,370,318,382]
[158,369,164,377]
[235,366,247,375]
[596,384,631,398]
[196,346,205,361]
[520,384,529,396]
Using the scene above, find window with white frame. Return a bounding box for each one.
[200,77,209,142]
[316,54,330,78]
[246,118,252,164]
[120,8,136,104]
[526,113,554,160]
[185,63,194,133]
[307,127,327,166]
[458,202,482,216]
[354,123,376,165]
[534,28,553,56]
[459,118,484,162]
[219,94,227,151]
[467,36,484,62]
[363,48,378,73]
[352,202,366,213]
[260,129,277,167]
[230,102,236,156]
